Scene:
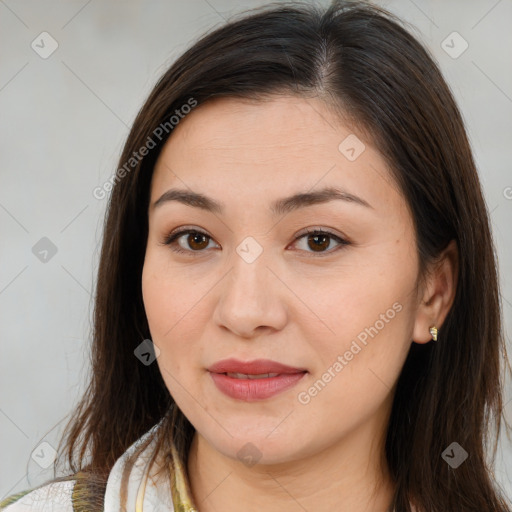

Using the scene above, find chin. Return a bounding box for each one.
[197,421,313,467]
[221,437,298,466]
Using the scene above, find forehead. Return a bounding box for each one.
[162,95,349,158]
[150,95,404,219]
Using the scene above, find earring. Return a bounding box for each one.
[429,325,438,341]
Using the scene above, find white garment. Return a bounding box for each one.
[0,421,177,511]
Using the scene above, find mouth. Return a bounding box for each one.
[208,358,308,401]
[224,372,281,379]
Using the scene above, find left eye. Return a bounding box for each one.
[161,228,349,256]
[292,229,349,255]
[162,229,217,254]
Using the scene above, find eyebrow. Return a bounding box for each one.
[151,186,373,216]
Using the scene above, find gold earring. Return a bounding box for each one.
[429,325,438,341]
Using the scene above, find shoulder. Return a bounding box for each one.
[0,478,75,511]
[0,419,171,512]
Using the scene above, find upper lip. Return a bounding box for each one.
[208,358,307,375]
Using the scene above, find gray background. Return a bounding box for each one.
[1,0,511,503]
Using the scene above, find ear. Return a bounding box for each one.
[412,239,458,344]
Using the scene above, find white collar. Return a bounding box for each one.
[103,420,177,511]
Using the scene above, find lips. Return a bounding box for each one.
[208,358,308,401]
[208,358,307,375]
[226,372,279,379]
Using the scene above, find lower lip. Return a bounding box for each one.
[209,372,307,401]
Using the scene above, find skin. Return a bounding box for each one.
[141,95,458,512]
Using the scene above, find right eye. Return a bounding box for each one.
[161,228,219,256]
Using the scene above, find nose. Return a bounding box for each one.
[212,247,288,339]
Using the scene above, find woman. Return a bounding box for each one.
[1,1,510,510]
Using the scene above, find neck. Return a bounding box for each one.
[186,417,395,512]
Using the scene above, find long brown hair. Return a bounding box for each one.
[46,1,512,510]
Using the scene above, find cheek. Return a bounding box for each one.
[295,298,412,443]
[142,252,202,338]
[298,263,412,348]
[142,267,195,399]
[296,253,416,399]
[141,257,211,384]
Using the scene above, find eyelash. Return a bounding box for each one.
[160,226,350,257]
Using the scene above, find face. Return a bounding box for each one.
[142,95,422,465]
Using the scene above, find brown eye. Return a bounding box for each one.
[163,229,217,255]
[293,229,349,255]
[306,233,331,252]
[186,232,210,251]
